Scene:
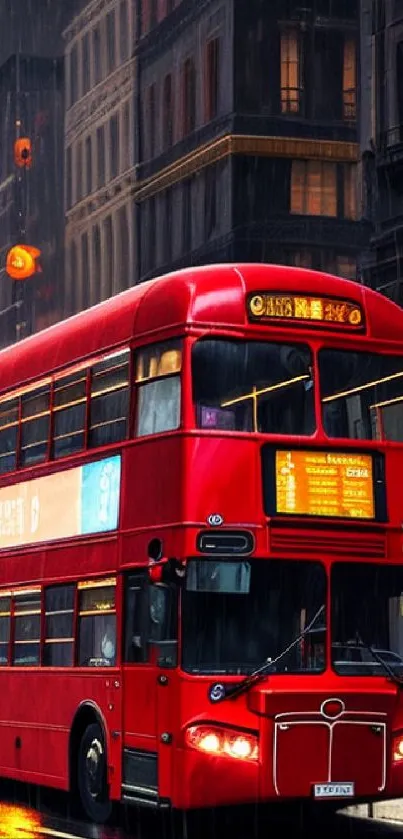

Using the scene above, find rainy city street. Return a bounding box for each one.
[2,786,403,839]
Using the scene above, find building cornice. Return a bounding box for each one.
[66,167,136,228]
[134,134,360,201]
[64,0,116,44]
[65,58,135,143]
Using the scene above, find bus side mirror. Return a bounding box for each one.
[148,557,186,587]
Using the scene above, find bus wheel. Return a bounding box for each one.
[77,722,112,823]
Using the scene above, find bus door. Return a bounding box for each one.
[122,571,178,804]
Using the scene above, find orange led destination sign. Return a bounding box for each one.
[247,292,363,329]
[275,450,374,519]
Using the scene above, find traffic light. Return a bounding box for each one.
[6,245,41,280]
[13,137,32,169]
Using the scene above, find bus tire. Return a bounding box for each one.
[77,722,112,824]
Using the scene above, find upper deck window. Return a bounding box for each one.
[20,384,50,467]
[192,339,315,436]
[53,369,87,459]
[89,349,130,447]
[0,397,18,475]
[135,340,182,437]
[319,350,403,441]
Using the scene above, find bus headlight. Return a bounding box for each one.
[185,724,259,761]
[393,732,403,763]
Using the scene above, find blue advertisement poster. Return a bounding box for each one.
[80,455,122,534]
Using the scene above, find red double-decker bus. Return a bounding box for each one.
[1,263,403,822]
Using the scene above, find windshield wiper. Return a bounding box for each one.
[336,635,403,689]
[208,604,325,704]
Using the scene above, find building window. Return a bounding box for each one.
[163,74,173,149]
[110,114,120,180]
[337,255,356,279]
[70,240,78,314]
[205,37,220,121]
[163,189,173,264]
[96,125,106,188]
[182,57,196,135]
[93,226,101,303]
[122,101,131,170]
[69,44,79,106]
[103,216,114,299]
[119,0,129,63]
[93,25,102,85]
[294,250,312,268]
[205,166,217,238]
[85,136,92,194]
[76,140,83,203]
[82,32,91,94]
[150,0,157,27]
[81,232,90,309]
[106,10,116,74]
[290,160,337,217]
[397,41,403,139]
[343,36,356,121]
[117,206,129,288]
[146,198,156,271]
[147,84,156,158]
[182,179,192,253]
[66,146,72,209]
[280,29,302,114]
[343,164,358,220]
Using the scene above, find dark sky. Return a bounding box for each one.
[0,0,84,65]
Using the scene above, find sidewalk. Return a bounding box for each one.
[345,802,403,823]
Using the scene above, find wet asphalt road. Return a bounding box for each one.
[1,785,403,839]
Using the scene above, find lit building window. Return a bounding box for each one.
[294,250,312,268]
[343,36,356,121]
[280,29,302,114]
[343,164,358,220]
[291,160,337,217]
[337,256,357,279]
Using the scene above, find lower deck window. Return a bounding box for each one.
[44,584,75,666]
[78,579,117,666]
[12,590,41,666]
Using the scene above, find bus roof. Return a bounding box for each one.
[0,263,402,392]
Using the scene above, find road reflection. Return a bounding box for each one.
[1,798,403,839]
[0,801,122,839]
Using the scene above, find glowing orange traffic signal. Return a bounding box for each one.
[6,245,41,280]
[13,138,32,169]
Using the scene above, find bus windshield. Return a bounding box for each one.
[192,339,315,435]
[332,562,403,677]
[181,559,326,675]
[319,349,403,441]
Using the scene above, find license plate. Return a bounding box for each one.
[313,782,355,799]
